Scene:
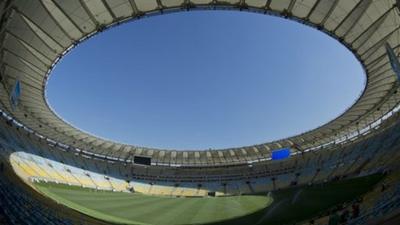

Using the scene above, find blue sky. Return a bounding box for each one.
[47,11,365,150]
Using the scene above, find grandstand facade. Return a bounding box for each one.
[1,0,400,224]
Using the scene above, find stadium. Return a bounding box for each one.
[1,0,400,224]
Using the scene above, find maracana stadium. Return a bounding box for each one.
[0,0,400,224]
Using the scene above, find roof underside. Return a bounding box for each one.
[0,0,400,166]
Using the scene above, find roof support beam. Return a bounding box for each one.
[15,8,64,53]
[79,0,100,28]
[361,26,400,59]
[350,6,394,48]
[39,0,74,41]
[333,0,372,36]
[128,0,140,16]
[305,0,321,20]
[320,0,339,26]
[101,0,117,20]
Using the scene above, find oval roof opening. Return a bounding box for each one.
[46,11,365,151]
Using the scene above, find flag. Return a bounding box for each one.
[9,79,21,110]
[385,42,400,81]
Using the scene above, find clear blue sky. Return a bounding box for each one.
[47,11,365,150]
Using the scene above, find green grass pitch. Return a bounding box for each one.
[34,174,383,225]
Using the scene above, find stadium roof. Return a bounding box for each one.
[0,0,400,166]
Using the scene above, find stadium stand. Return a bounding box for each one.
[0,110,399,199]
[1,0,400,224]
[0,81,399,224]
[0,149,110,225]
[298,169,400,225]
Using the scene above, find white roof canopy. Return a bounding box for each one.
[0,0,400,166]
